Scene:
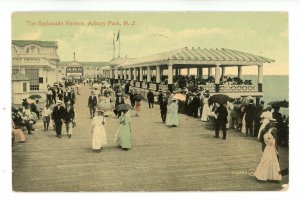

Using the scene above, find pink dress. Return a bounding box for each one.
[254,130,282,181]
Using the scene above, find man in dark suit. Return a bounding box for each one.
[192,93,201,118]
[147,89,155,108]
[88,91,97,119]
[215,103,228,140]
[69,88,76,105]
[157,89,163,104]
[114,93,125,117]
[160,93,168,124]
[64,101,75,138]
[63,89,70,107]
[245,99,256,136]
[52,100,65,138]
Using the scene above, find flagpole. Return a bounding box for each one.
[118,30,120,58]
[113,33,115,59]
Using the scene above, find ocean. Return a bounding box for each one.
[242,75,289,104]
[242,75,289,116]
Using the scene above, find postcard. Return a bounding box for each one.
[11,12,288,192]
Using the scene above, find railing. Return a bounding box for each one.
[198,84,216,92]
[141,83,148,89]
[149,84,157,91]
[219,85,257,92]
[159,84,168,91]
[135,81,141,88]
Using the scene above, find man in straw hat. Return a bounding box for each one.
[52,100,65,138]
[64,101,75,138]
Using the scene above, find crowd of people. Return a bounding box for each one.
[11,77,288,184]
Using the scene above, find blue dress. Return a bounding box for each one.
[118,115,132,149]
[167,102,179,126]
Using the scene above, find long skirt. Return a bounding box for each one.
[12,128,26,142]
[254,146,282,181]
[92,125,107,149]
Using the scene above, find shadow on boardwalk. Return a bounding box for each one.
[12,85,288,191]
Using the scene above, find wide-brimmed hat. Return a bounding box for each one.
[57,100,62,104]
[96,109,104,113]
[265,105,272,110]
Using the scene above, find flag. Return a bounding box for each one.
[116,30,120,41]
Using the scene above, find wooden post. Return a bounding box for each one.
[258,64,263,92]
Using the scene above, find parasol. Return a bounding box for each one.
[173,93,186,101]
[92,83,101,89]
[116,104,133,112]
[27,98,36,104]
[208,94,231,105]
[134,94,143,100]
[97,101,114,111]
[268,100,289,108]
[29,94,42,100]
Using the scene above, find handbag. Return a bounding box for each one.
[42,116,47,122]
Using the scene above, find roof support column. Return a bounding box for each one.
[128,68,132,80]
[238,66,242,78]
[215,64,221,92]
[198,67,203,80]
[258,64,263,92]
[168,63,173,92]
[124,69,127,80]
[147,66,151,83]
[139,67,143,82]
[208,67,212,78]
[113,68,118,84]
[156,65,161,84]
[133,67,137,81]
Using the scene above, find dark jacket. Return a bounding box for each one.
[115,96,125,107]
[160,97,168,111]
[52,105,65,122]
[245,103,256,121]
[215,105,228,124]
[147,91,155,102]
[157,92,163,103]
[63,92,70,103]
[88,95,97,108]
[64,106,75,122]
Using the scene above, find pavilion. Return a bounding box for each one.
[102,47,274,104]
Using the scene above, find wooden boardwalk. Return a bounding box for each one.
[12,85,289,191]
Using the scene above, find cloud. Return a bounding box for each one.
[18,31,41,40]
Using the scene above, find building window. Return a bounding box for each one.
[12,69,19,75]
[25,46,40,54]
[23,82,27,92]
[25,69,39,91]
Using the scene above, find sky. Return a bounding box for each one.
[12,12,288,75]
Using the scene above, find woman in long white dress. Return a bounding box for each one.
[257,105,275,140]
[201,95,210,122]
[254,127,282,181]
[91,109,107,153]
[167,99,179,127]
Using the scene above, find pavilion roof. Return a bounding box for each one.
[117,47,275,68]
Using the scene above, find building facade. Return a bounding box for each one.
[12,40,60,101]
[57,61,110,82]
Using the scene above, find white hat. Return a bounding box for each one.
[57,100,62,104]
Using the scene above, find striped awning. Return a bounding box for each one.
[117,47,275,68]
